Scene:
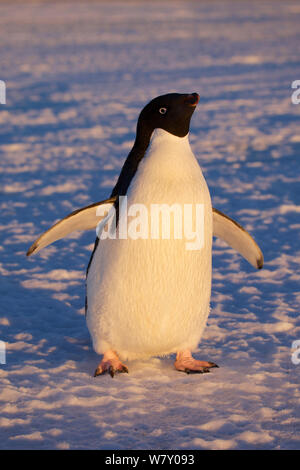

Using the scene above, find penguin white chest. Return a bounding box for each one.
[87,129,212,360]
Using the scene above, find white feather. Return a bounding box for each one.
[86,129,213,360]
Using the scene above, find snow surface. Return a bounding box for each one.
[0,0,300,450]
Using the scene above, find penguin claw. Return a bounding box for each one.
[208,362,219,368]
[94,365,128,378]
[107,365,128,378]
[94,366,105,377]
[175,351,219,374]
[183,367,210,374]
[121,365,129,374]
[94,353,129,378]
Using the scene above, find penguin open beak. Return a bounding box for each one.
[184,93,200,107]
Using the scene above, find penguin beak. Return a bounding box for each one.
[184,93,200,107]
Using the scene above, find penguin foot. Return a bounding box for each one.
[94,350,129,378]
[174,350,218,374]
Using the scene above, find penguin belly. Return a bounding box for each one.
[86,129,212,360]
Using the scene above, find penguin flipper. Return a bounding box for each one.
[212,208,264,269]
[27,196,117,257]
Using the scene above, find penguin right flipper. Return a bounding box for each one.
[27,196,117,257]
[213,208,264,269]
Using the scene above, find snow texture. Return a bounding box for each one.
[0,0,300,450]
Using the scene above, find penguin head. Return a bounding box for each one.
[136,92,199,141]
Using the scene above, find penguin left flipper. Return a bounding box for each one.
[213,208,264,270]
[26,196,117,257]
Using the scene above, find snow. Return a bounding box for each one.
[0,0,300,450]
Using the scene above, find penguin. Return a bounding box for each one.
[27,92,263,377]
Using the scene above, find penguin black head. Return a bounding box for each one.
[136,92,199,144]
[111,92,199,197]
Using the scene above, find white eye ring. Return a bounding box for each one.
[159,107,167,115]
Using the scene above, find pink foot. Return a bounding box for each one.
[175,350,219,374]
[94,350,128,378]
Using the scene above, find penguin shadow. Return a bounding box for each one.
[85,354,221,380]
[77,352,171,379]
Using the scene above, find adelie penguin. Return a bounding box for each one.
[27,92,264,377]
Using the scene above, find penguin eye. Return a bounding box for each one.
[159,107,167,115]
